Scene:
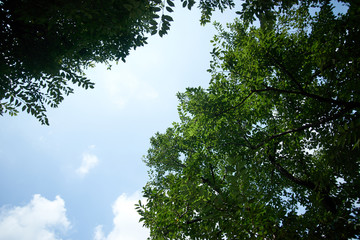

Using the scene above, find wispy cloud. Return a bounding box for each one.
[94,192,149,240]
[0,194,70,240]
[76,153,99,177]
[104,69,158,109]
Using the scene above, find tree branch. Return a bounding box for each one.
[186,218,202,224]
[266,52,303,91]
[265,52,360,108]
[268,144,337,213]
[214,90,258,117]
[254,107,352,149]
[260,85,360,108]
[268,153,316,190]
[201,176,221,195]
[214,84,359,124]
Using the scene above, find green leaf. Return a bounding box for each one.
[167,0,175,7]
[151,14,160,19]
[150,20,158,26]
[162,15,173,22]
[182,1,187,8]
[140,2,360,239]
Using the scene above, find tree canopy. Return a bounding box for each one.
[0,0,241,124]
[0,0,320,124]
[137,1,360,239]
[0,0,157,124]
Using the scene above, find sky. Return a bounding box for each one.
[0,5,239,240]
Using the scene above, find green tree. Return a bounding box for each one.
[0,0,159,124]
[0,0,236,124]
[137,1,360,239]
[0,0,314,125]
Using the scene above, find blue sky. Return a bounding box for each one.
[0,6,238,240]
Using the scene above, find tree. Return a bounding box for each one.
[0,0,313,125]
[0,0,159,124]
[137,1,360,239]
[0,0,320,124]
[0,0,237,124]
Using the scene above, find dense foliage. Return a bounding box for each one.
[0,0,314,124]
[0,0,236,124]
[0,0,157,124]
[138,1,360,239]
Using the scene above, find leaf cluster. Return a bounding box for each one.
[0,0,156,124]
[1,0,334,124]
[139,1,360,239]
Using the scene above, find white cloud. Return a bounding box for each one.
[88,144,96,150]
[0,194,70,240]
[76,153,99,177]
[104,69,158,109]
[94,192,149,240]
